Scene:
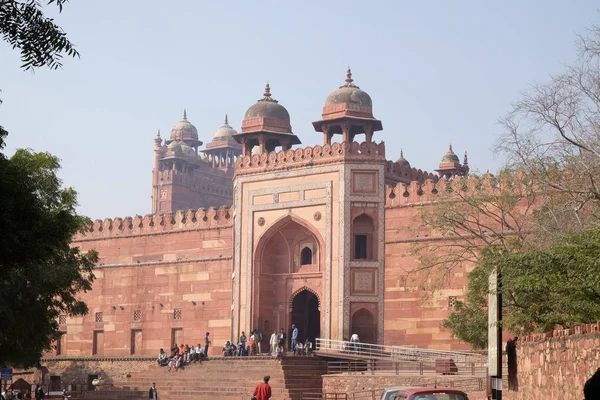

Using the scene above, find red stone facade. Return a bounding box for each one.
[49,72,479,361]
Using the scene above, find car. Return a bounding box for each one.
[380,386,412,400]
[392,387,469,400]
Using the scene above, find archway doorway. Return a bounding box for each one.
[290,290,320,344]
[351,308,376,344]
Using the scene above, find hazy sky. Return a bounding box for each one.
[1,1,597,219]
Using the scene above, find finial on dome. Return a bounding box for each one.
[225,114,228,125]
[400,149,404,158]
[183,109,187,120]
[259,82,278,102]
[449,144,453,153]
[463,151,468,165]
[156,129,161,138]
[340,67,359,89]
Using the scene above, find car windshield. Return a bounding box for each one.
[383,390,400,400]
[409,393,468,400]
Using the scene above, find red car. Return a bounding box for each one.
[393,387,468,400]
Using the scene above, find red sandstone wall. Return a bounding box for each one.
[384,202,471,350]
[50,208,234,358]
[506,324,600,400]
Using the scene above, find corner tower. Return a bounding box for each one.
[232,71,386,347]
[151,111,235,213]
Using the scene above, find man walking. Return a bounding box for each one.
[291,324,298,352]
[204,332,211,357]
[148,382,158,400]
[253,376,272,400]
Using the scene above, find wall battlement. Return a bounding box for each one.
[384,160,439,185]
[75,206,232,241]
[520,321,600,343]
[234,141,386,174]
[385,173,501,206]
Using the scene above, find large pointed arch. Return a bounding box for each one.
[290,286,322,310]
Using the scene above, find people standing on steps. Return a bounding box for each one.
[278,328,286,353]
[291,324,298,352]
[238,331,247,356]
[253,376,272,400]
[204,332,211,357]
[256,328,263,354]
[148,382,158,400]
[269,331,278,356]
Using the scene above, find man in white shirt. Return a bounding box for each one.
[350,333,360,353]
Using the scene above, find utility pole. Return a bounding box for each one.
[488,269,502,400]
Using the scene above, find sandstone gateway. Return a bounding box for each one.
[51,70,473,361]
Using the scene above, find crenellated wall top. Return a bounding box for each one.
[234,141,386,174]
[519,321,600,343]
[385,173,506,206]
[74,206,232,241]
[384,160,439,184]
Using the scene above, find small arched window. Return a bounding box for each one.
[353,214,375,260]
[300,247,313,265]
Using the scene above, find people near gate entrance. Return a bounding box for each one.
[223,340,234,356]
[148,382,158,400]
[157,348,168,366]
[278,328,286,352]
[291,324,299,352]
[248,333,256,356]
[61,389,70,399]
[238,331,247,356]
[167,354,181,372]
[170,343,179,358]
[293,340,304,356]
[204,332,211,357]
[256,328,263,354]
[350,333,360,354]
[304,338,313,355]
[253,375,272,400]
[269,331,278,356]
[34,387,44,400]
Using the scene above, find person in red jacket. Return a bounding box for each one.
[253,376,272,400]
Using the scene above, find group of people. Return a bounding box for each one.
[157,332,211,372]
[222,329,264,357]
[1,387,70,400]
[222,325,314,358]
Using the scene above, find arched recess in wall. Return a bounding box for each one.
[352,213,375,260]
[350,308,376,344]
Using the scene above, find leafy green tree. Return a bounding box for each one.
[0,129,97,368]
[445,230,600,348]
[0,0,79,71]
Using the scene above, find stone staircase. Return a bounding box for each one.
[82,356,327,400]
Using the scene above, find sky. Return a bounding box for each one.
[1,0,598,219]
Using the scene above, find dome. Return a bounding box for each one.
[180,142,196,157]
[244,83,290,122]
[324,68,372,107]
[168,140,181,152]
[170,110,198,141]
[212,115,238,141]
[396,150,410,168]
[441,144,460,164]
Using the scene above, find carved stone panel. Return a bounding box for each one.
[352,171,378,195]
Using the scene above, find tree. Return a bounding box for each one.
[497,26,600,235]
[0,129,97,368]
[444,229,600,347]
[0,0,79,71]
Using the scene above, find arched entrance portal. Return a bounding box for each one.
[351,308,376,344]
[291,290,320,344]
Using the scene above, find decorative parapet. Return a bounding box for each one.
[234,141,386,174]
[156,169,233,198]
[385,173,501,206]
[74,206,232,241]
[384,160,439,184]
[520,322,600,343]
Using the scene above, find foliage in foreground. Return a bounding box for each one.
[0,129,97,368]
[444,229,600,348]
